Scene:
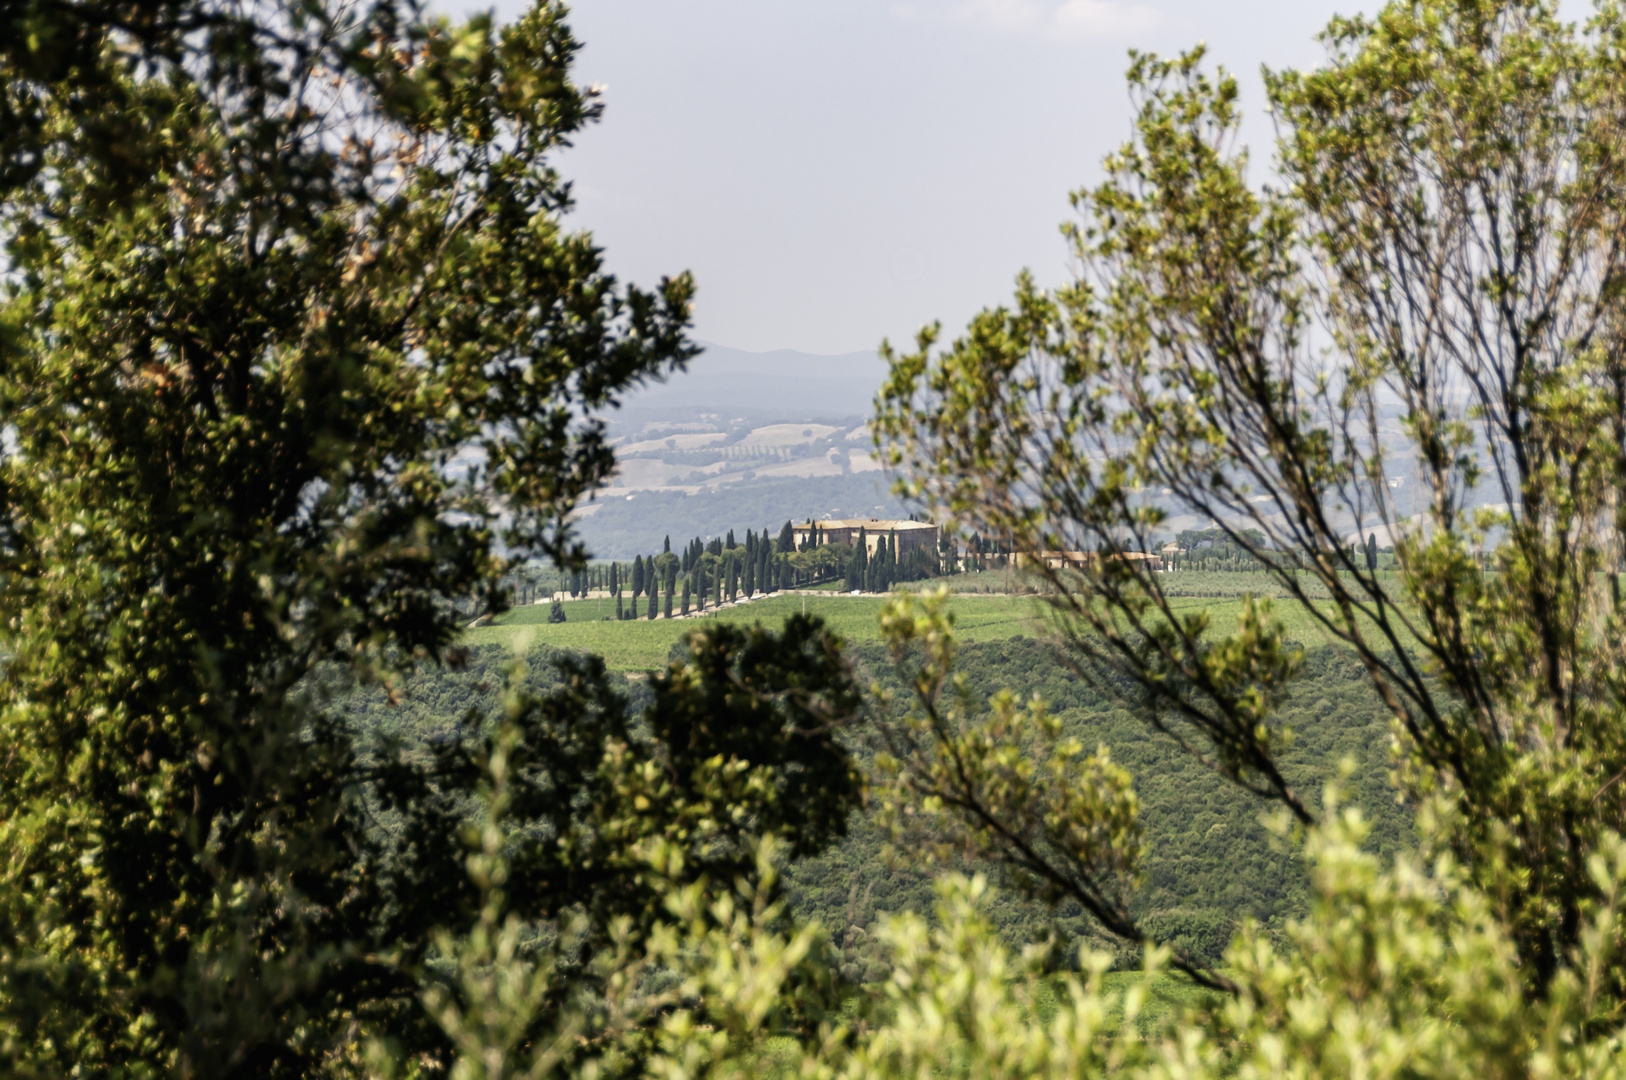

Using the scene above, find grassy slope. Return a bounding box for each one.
[468,593,1048,670]
[469,587,1379,671]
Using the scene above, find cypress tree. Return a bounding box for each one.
[743,551,755,597]
[664,534,671,553]
[664,582,673,619]
[856,527,869,591]
[695,564,706,610]
[681,578,690,615]
[615,593,623,620]
[777,520,794,553]
[1366,532,1379,571]
[647,587,656,620]
[632,555,644,599]
[609,561,618,595]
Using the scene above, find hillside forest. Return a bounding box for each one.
[337,632,1403,980]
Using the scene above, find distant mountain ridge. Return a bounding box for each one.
[619,341,888,420]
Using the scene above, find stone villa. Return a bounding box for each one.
[790,518,939,557]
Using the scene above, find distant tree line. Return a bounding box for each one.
[549,516,971,618]
[548,525,797,618]
[936,525,1422,579]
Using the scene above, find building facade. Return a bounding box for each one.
[791,518,939,557]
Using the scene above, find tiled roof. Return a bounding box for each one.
[795,518,937,530]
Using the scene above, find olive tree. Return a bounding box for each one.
[877,0,1626,1003]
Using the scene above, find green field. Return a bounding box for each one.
[468,593,1048,670]
[467,589,1369,671]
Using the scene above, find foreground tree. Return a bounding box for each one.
[0,0,878,1074]
[877,0,1626,1006]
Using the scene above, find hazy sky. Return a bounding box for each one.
[461,1,1372,355]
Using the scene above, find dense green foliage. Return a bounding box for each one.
[0,0,868,1073]
[789,636,1402,976]
[347,630,1401,980]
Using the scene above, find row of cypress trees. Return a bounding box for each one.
[556,526,801,620]
[842,527,939,592]
[555,517,954,617]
